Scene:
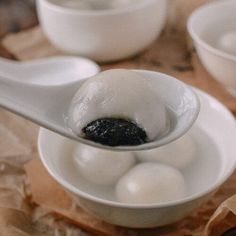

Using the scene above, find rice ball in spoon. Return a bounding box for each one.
[68,69,169,146]
[73,144,135,186]
[115,162,186,204]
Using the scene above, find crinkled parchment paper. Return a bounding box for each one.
[0,0,236,235]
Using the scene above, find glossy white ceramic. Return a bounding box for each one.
[38,88,236,228]
[0,56,100,85]
[0,70,200,151]
[187,0,236,96]
[37,0,167,62]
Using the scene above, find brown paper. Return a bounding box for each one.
[24,159,129,236]
[204,195,236,236]
[0,207,33,236]
[24,158,236,236]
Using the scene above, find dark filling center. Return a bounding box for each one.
[82,118,148,146]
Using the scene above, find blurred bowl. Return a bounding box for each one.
[37,0,167,62]
[38,88,236,228]
[187,0,236,96]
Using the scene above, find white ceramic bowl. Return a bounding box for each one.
[38,88,236,228]
[36,0,167,62]
[187,0,236,96]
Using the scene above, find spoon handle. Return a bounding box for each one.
[0,75,79,134]
[0,58,19,79]
[0,75,56,122]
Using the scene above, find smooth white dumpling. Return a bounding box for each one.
[68,69,169,141]
[136,134,196,169]
[72,144,135,186]
[217,31,236,55]
[115,163,186,204]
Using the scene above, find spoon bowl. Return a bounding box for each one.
[0,65,200,151]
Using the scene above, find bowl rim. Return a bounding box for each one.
[38,88,236,209]
[38,0,165,16]
[187,0,236,62]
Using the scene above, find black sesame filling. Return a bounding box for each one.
[82,118,148,146]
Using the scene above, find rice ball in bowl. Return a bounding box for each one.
[72,144,135,186]
[136,134,196,169]
[115,163,186,204]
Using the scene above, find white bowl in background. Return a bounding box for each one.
[36,0,167,62]
[38,88,236,228]
[187,0,236,96]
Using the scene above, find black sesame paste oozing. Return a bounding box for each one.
[82,118,148,146]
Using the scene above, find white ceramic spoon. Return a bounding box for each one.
[0,56,100,85]
[0,62,200,151]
